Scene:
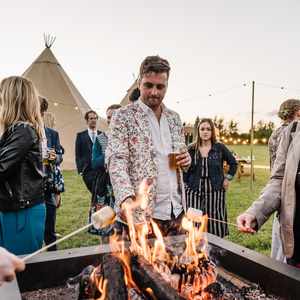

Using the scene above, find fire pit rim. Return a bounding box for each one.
[14,234,300,300]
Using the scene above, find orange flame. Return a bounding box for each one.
[89,267,107,300]
[151,220,169,263]
[108,178,217,299]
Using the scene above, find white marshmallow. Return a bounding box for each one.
[186,207,203,223]
[91,206,116,229]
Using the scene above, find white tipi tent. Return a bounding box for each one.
[23,37,107,169]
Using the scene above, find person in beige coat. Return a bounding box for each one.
[268,99,300,262]
[237,120,300,267]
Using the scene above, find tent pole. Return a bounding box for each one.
[250,81,255,191]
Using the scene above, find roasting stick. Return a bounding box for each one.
[23,223,91,262]
[23,206,116,262]
[207,217,239,228]
[186,207,239,229]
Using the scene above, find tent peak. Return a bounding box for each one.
[44,33,56,48]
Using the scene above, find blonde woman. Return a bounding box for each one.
[0,76,46,255]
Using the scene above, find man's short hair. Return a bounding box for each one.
[129,88,140,102]
[106,104,122,111]
[84,110,98,121]
[39,96,49,113]
[139,56,170,79]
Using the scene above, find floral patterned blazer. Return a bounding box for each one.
[106,101,187,221]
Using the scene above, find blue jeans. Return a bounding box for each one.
[0,203,46,255]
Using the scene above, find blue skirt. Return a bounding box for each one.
[0,203,46,255]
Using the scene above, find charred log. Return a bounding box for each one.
[67,255,127,300]
[67,265,100,299]
[102,254,128,300]
[131,255,185,300]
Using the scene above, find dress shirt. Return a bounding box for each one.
[88,128,97,143]
[138,100,183,220]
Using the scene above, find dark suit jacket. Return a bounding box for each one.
[45,127,64,165]
[44,127,64,205]
[75,129,100,174]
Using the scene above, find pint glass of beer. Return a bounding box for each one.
[168,143,187,170]
[168,152,178,170]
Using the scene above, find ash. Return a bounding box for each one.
[21,285,78,300]
[217,276,282,300]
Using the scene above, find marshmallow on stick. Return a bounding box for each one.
[92,206,116,229]
[186,207,203,223]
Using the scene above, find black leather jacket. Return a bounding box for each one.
[0,122,44,212]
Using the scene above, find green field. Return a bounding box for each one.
[57,145,273,256]
[228,144,269,166]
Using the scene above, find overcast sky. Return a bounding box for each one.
[1,0,300,131]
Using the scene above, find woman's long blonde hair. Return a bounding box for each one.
[0,76,44,139]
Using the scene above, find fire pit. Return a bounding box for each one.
[1,233,296,300]
[2,177,300,300]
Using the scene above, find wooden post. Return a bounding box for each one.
[250,81,255,191]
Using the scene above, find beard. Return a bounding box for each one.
[143,96,163,110]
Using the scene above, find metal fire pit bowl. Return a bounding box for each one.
[1,234,300,300]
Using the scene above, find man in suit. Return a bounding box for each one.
[106,56,191,236]
[75,110,101,193]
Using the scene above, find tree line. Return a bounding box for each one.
[191,116,275,144]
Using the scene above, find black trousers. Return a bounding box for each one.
[44,204,57,251]
[82,169,97,193]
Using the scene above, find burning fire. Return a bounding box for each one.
[96,179,217,299]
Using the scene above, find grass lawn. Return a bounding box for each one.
[229,144,269,166]
[57,145,273,256]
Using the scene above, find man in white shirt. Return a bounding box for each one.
[106,56,191,235]
[75,110,100,193]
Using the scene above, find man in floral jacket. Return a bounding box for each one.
[106,56,191,235]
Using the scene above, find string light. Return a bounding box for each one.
[261,138,267,144]
[218,137,270,145]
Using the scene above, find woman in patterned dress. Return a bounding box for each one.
[268,99,300,261]
[184,118,237,237]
